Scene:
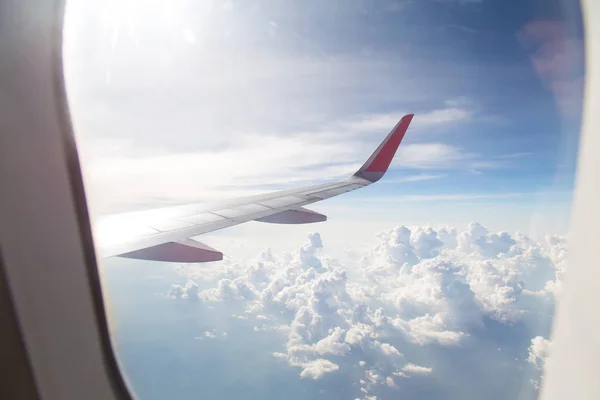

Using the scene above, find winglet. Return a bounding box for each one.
[353,114,414,182]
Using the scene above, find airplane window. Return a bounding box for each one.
[62,0,583,399]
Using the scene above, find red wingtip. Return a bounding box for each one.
[365,114,413,173]
[353,114,414,182]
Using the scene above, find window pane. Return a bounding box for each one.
[63,0,583,399]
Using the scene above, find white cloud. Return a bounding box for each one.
[298,359,340,379]
[348,192,524,205]
[406,315,468,346]
[401,363,433,375]
[168,280,199,300]
[541,235,568,295]
[313,327,351,356]
[381,173,447,184]
[528,336,552,390]
[204,331,216,339]
[171,221,563,397]
[393,142,522,171]
[496,152,533,159]
[412,103,473,127]
[528,336,552,370]
[395,143,476,168]
[345,99,473,133]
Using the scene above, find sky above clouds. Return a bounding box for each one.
[62,0,583,399]
[63,0,583,236]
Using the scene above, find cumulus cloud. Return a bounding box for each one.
[528,336,552,390]
[528,336,552,370]
[168,280,200,300]
[171,222,564,398]
[401,363,433,375]
[298,358,340,379]
[541,235,568,295]
[204,331,216,339]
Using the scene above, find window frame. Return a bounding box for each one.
[0,0,133,398]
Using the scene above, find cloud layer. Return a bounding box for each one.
[169,222,562,399]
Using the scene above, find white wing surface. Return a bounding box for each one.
[94,114,414,263]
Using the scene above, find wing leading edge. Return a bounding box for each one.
[95,114,414,262]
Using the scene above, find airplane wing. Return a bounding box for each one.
[94,114,414,263]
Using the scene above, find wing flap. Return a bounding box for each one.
[255,207,327,224]
[119,238,223,263]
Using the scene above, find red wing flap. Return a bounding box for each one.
[118,238,223,263]
[255,207,327,224]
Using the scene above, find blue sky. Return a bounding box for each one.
[63,1,581,399]
[64,0,584,238]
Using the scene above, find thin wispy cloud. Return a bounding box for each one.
[496,152,533,159]
[344,99,474,133]
[352,192,524,204]
[381,173,447,183]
